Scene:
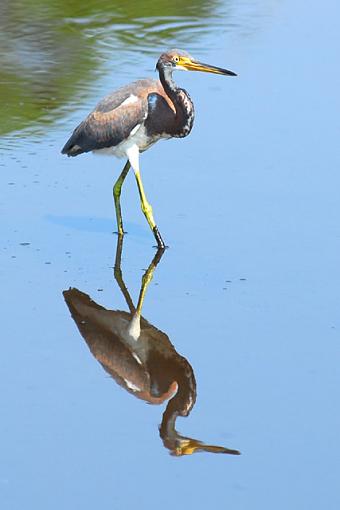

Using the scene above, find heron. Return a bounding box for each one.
[61,49,236,248]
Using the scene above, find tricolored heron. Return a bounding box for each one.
[63,237,240,456]
[61,49,236,248]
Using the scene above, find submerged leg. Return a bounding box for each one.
[126,145,166,249]
[113,160,130,235]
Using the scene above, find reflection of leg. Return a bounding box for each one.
[136,247,165,316]
[113,160,130,235]
[113,228,165,317]
[126,145,165,249]
[113,234,135,313]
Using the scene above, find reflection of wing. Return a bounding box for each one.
[63,288,177,404]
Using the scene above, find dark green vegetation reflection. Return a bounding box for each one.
[63,237,240,457]
[0,0,223,137]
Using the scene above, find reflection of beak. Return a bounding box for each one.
[180,57,237,76]
[174,438,241,456]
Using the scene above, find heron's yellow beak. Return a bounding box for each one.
[177,57,237,76]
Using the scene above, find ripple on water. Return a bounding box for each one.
[0,0,240,145]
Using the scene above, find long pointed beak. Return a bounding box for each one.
[181,58,237,76]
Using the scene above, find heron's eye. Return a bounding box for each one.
[173,56,180,63]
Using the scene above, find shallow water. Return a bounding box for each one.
[1,0,340,508]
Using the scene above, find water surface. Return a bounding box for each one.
[1,0,340,509]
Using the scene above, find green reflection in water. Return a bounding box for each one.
[0,0,225,137]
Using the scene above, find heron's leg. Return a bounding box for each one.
[135,169,166,249]
[126,145,165,248]
[113,160,130,235]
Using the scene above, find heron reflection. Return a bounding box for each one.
[63,238,239,456]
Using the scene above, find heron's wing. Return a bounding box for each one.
[61,79,157,157]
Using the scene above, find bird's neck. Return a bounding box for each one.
[159,66,194,138]
[159,66,177,97]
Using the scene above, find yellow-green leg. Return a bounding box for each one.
[134,169,166,249]
[113,160,130,235]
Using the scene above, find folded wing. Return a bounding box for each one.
[61,80,156,157]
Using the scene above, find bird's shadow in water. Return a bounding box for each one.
[63,235,240,457]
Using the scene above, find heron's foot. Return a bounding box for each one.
[153,244,169,250]
[152,242,169,250]
[114,265,123,281]
[153,226,167,250]
[114,229,128,236]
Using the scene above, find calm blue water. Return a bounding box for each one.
[1,0,340,508]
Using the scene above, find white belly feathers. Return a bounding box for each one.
[93,123,152,158]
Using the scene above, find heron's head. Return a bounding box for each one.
[156,49,237,77]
